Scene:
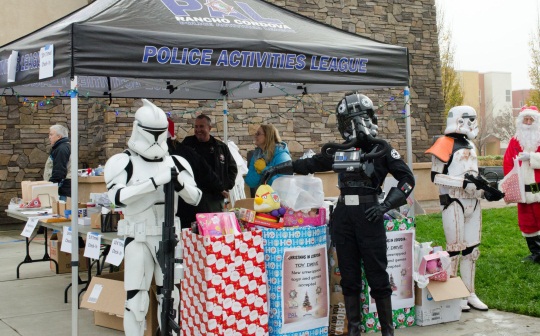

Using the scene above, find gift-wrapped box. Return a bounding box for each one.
[259,225,329,336]
[181,229,268,336]
[361,217,416,333]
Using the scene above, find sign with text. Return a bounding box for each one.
[21,217,39,238]
[281,245,329,333]
[105,238,125,266]
[368,228,415,312]
[39,44,54,79]
[60,226,73,253]
[84,232,102,259]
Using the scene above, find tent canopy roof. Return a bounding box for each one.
[0,0,408,99]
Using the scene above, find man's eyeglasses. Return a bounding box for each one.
[255,132,264,136]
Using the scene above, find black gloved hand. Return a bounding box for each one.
[365,202,390,223]
[260,161,294,184]
[484,190,505,202]
[365,187,408,222]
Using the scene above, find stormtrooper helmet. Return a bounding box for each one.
[336,93,378,141]
[444,105,478,140]
[128,99,169,160]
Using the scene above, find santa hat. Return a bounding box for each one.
[167,118,176,140]
[519,105,540,118]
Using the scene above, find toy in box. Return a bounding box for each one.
[283,207,326,227]
[418,251,450,282]
[196,212,241,237]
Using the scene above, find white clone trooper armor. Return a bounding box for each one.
[104,99,202,335]
[425,105,488,311]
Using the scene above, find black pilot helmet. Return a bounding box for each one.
[335,92,378,142]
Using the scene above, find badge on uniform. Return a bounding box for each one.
[345,195,360,206]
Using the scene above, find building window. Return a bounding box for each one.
[506,90,511,102]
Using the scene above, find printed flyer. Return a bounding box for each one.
[281,245,329,333]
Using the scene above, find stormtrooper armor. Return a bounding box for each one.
[425,105,487,311]
[104,99,202,335]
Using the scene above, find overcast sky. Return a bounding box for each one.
[437,0,540,90]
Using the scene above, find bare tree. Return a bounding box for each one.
[474,105,515,155]
[528,14,540,105]
[437,2,464,114]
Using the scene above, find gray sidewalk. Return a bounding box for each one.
[2,208,539,336]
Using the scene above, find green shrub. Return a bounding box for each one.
[478,155,503,166]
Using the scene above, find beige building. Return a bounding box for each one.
[457,70,514,155]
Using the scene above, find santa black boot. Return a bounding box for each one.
[523,236,540,263]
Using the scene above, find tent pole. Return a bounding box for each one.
[223,96,228,143]
[70,76,79,336]
[404,86,415,217]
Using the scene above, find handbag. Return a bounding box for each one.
[500,157,525,204]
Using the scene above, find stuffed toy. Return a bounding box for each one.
[254,184,281,213]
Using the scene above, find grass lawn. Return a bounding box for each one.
[415,206,540,317]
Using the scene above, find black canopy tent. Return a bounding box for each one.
[0,0,411,334]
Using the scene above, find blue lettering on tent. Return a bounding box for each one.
[310,56,368,73]
[160,0,202,16]
[143,46,213,66]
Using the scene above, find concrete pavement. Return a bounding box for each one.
[2,204,539,336]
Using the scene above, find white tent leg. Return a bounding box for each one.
[223,96,228,143]
[70,76,79,336]
[404,86,415,217]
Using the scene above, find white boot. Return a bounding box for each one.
[467,293,488,311]
[460,299,471,312]
[460,250,488,311]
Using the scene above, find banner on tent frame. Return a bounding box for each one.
[260,226,329,336]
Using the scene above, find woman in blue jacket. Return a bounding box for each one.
[245,124,292,189]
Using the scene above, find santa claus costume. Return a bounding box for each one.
[503,106,540,263]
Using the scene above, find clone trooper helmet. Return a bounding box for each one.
[336,93,378,141]
[128,99,169,160]
[444,105,478,140]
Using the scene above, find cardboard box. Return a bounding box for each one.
[21,180,53,202]
[55,198,87,217]
[90,213,101,229]
[80,272,158,336]
[78,175,107,203]
[49,233,88,273]
[414,276,470,326]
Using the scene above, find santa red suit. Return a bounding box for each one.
[503,106,540,263]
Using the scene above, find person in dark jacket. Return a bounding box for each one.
[166,119,225,228]
[43,124,71,200]
[182,114,238,212]
[261,93,414,336]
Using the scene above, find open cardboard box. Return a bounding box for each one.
[49,233,88,273]
[81,272,158,336]
[414,276,470,326]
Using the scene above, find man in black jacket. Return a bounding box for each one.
[167,135,224,228]
[44,124,71,200]
[262,93,414,336]
[182,114,238,212]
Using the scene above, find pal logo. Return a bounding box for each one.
[160,0,293,31]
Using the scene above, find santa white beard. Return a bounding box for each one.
[516,122,540,152]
